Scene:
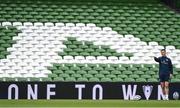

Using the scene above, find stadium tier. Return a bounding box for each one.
[0,0,180,82]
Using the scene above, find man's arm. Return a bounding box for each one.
[169,59,173,75]
[154,57,160,62]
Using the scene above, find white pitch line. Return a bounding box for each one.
[0,107,180,108]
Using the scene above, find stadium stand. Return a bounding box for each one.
[0,0,180,82]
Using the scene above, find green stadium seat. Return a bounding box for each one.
[112,78,123,82]
[134,71,144,75]
[106,74,116,79]
[82,66,92,71]
[95,74,105,78]
[54,77,64,81]
[175,75,180,79]
[100,70,110,75]
[101,78,111,82]
[17,77,27,81]
[59,73,70,78]
[122,71,133,75]
[124,78,135,82]
[111,70,121,75]
[147,78,158,82]
[65,77,76,82]
[53,70,64,75]
[116,67,126,71]
[88,70,98,75]
[146,71,156,75]
[65,70,75,74]
[152,75,159,79]
[60,66,69,71]
[83,74,93,78]
[136,78,146,82]
[151,68,159,72]
[173,71,178,75]
[129,67,138,71]
[118,74,128,79]
[71,74,82,78]
[171,79,180,82]
[89,77,99,82]
[129,74,139,79]
[76,70,87,75]
[77,77,88,82]
[41,77,52,81]
[141,75,151,79]
[139,67,149,72]
[29,78,40,81]
[93,67,104,71]
[48,74,58,79]
[5,78,16,81]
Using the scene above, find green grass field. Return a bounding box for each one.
[0,100,179,108]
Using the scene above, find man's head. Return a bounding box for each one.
[161,49,166,56]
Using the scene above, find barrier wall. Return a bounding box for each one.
[0,82,179,100]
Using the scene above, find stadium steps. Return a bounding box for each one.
[0,0,179,82]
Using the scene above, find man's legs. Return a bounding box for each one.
[164,81,169,100]
[160,82,166,99]
[160,74,170,100]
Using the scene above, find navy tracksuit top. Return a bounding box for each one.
[154,56,173,75]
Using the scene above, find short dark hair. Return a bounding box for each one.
[161,49,166,52]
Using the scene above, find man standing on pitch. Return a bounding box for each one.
[154,49,173,100]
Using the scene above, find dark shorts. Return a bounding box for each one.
[159,74,170,82]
